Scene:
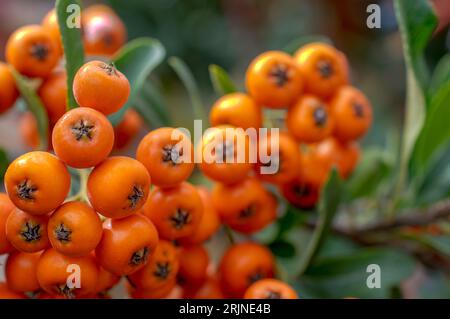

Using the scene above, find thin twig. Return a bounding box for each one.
[350,199,450,234]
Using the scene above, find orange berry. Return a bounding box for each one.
[6,208,50,253]
[73,60,130,115]
[246,51,303,108]
[330,85,372,141]
[0,62,19,114]
[87,156,151,219]
[36,248,99,298]
[4,151,70,215]
[142,182,203,240]
[5,251,42,293]
[136,127,194,188]
[294,42,349,98]
[286,95,334,143]
[82,5,127,57]
[6,25,60,78]
[210,93,262,129]
[244,279,298,299]
[48,201,103,257]
[52,107,114,168]
[95,214,159,276]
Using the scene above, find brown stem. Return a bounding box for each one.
[351,199,450,233]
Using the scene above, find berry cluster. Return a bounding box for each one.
[201,45,372,227]
[0,3,371,300]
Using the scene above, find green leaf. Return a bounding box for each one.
[275,206,311,239]
[208,64,238,96]
[109,38,166,126]
[270,240,296,258]
[409,234,450,256]
[345,148,392,200]
[56,0,84,109]
[429,54,450,97]
[411,83,450,174]
[168,57,206,122]
[283,35,332,55]
[0,148,9,181]
[296,169,342,276]
[137,80,171,127]
[297,248,416,298]
[392,0,437,202]
[394,0,437,88]
[10,68,49,150]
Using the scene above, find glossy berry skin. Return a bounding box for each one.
[286,95,334,143]
[36,248,99,299]
[95,214,159,276]
[178,187,221,245]
[314,137,360,179]
[128,240,180,291]
[38,69,67,126]
[5,251,42,293]
[209,93,262,129]
[330,86,372,141]
[280,177,320,209]
[6,208,50,253]
[0,282,26,299]
[82,5,127,57]
[212,178,277,234]
[219,242,275,298]
[294,42,349,98]
[52,107,114,168]
[256,132,302,185]
[41,8,63,57]
[48,201,103,257]
[198,126,254,185]
[0,193,15,254]
[142,182,203,240]
[4,151,70,215]
[0,62,19,114]
[87,156,151,219]
[114,108,143,149]
[6,25,60,78]
[73,60,130,115]
[178,245,209,288]
[246,51,303,108]
[136,127,194,188]
[244,279,298,299]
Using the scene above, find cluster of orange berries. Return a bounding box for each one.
[0,5,140,150]
[0,4,299,299]
[204,45,372,212]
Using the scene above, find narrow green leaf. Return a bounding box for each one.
[109,38,166,126]
[407,233,450,256]
[10,68,49,150]
[297,169,342,276]
[412,83,450,173]
[392,0,437,204]
[140,81,171,126]
[56,0,84,109]
[429,54,450,97]
[270,240,296,258]
[208,64,238,96]
[345,148,392,199]
[283,35,332,55]
[297,248,416,298]
[0,149,9,181]
[168,57,206,122]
